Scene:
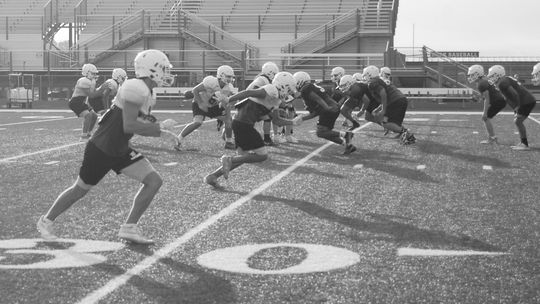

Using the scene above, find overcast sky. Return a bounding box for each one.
[393,0,540,57]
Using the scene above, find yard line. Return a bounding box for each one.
[76,122,373,304]
[0,117,76,127]
[0,142,84,163]
[528,116,540,125]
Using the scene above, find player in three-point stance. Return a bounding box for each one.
[37,49,179,245]
[487,65,536,150]
[68,63,106,139]
[175,65,236,150]
[363,65,416,145]
[467,64,507,144]
[293,71,356,155]
[203,72,302,188]
[339,74,381,131]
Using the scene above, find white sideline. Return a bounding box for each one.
[76,122,373,304]
[0,142,85,163]
[0,117,76,127]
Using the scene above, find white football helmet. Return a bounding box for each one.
[531,62,540,86]
[217,65,235,84]
[111,68,127,84]
[272,71,297,100]
[487,65,505,85]
[339,75,355,93]
[362,65,380,82]
[331,66,345,83]
[352,73,363,82]
[134,49,173,87]
[293,71,311,90]
[379,67,392,81]
[82,63,98,80]
[261,62,279,80]
[467,65,484,84]
[202,75,220,92]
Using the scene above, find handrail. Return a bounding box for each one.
[424,65,478,94]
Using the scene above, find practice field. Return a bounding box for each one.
[1,109,539,304]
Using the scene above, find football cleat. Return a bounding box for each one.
[400,130,416,145]
[37,215,58,240]
[118,224,154,245]
[343,144,357,155]
[480,136,498,144]
[204,174,221,188]
[511,143,530,151]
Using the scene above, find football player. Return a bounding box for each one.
[175,65,236,150]
[203,72,302,187]
[487,65,536,150]
[363,65,416,145]
[339,74,382,131]
[37,49,179,244]
[90,68,127,114]
[293,71,356,154]
[249,62,280,145]
[68,63,105,139]
[467,64,507,144]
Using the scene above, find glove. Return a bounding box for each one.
[292,115,303,126]
[159,118,177,130]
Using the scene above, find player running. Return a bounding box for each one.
[203,72,302,188]
[293,71,356,154]
[37,49,179,244]
[175,65,236,150]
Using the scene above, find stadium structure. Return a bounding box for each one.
[0,0,538,108]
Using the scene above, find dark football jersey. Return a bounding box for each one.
[367,77,405,104]
[234,99,272,125]
[498,76,536,107]
[349,82,380,112]
[477,78,506,106]
[299,82,336,114]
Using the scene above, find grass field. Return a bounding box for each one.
[1,109,539,304]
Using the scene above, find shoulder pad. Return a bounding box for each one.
[263,84,279,99]
[120,79,150,105]
[77,77,93,89]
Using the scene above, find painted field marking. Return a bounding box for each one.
[404,118,430,121]
[75,121,374,304]
[163,162,178,167]
[0,117,75,127]
[44,161,59,165]
[528,116,540,125]
[431,131,437,134]
[353,164,364,169]
[473,131,479,134]
[0,128,6,131]
[439,119,467,122]
[0,142,84,163]
[22,116,64,119]
[35,128,45,131]
[398,247,507,257]
[416,165,426,171]
[483,165,493,171]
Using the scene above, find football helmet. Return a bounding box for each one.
[134,49,173,87]
[261,62,279,80]
[331,66,345,83]
[82,63,98,80]
[272,71,297,100]
[339,75,355,93]
[379,67,392,81]
[217,65,235,84]
[293,71,311,90]
[362,65,379,82]
[531,63,540,86]
[487,65,505,85]
[111,68,127,84]
[202,76,221,92]
[467,65,484,83]
[352,73,363,82]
